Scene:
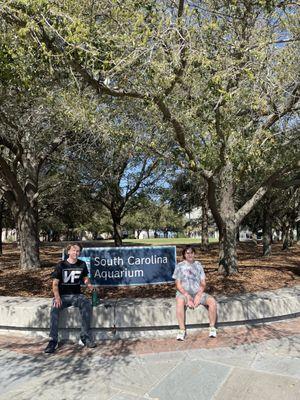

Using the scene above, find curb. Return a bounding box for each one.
[0,286,299,340]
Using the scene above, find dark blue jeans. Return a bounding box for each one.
[49,294,92,342]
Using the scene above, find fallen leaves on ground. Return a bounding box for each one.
[0,241,299,299]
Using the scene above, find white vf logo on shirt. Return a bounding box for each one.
[63,270,82,283]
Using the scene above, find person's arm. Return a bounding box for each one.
[52,279,62,308]
[194,278,206,307]
[176,279,194,308]
[81,261,93,290]
[83,276,93,290]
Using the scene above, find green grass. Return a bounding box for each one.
[121,237,218,246]
[45,237,218,248]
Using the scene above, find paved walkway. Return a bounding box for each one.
[0,317,299,400]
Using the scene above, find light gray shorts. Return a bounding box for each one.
[176,291,209,306]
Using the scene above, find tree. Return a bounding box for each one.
[0,197,5,255]
[156,203,185,238]
[276,188,299,250]
[78,209,113,240]
[0,97,68,268]
[51,90,165,246]
[74,114,162,246]
[124,195,185,238]
[166,171,211,248]
[123,195,158,238]
[38,156,99,242]
[2,1,299,274]
[0,16,71,268]
[243,182,300,254]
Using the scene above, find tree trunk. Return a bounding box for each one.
[219,222,238,275]
[112,212,123,247]
[218,226,224,264]
[206,155,275,274]
[282,222,289,250]
[275,229,281,242]
[236,226,240,242]
[296,221,300,242]
[0,199,3,255]
[201,194,209,250]
[262,229,272,256]
[289,227,294,246]
[17,206,40,269]
[262,205,272,256]
[218,162,238,275]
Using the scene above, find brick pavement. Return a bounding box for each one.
[0,317,299,357]
[0,317,299,400]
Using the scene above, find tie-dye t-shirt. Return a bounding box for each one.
[172,260,206,295]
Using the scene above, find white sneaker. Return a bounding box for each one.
[176,329,186,341]
[209,327,217,338]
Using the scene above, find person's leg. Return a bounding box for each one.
[205,296,217,327]
[49,296,72,341]
[176,295,186,331]
[45,296,72,352]
[49,302,60,342]
[201,295,217,337]
[72,294,93,340]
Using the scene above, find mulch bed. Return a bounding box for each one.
[0,241,299,299]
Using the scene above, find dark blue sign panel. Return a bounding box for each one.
[79,246,176,286]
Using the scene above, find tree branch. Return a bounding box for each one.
[206,175,223,232]
[261,82,300,131]
[0,155,24,207]
[70,55,145,100]
[0,133,19,155]
[236,164,298,224]
[38,132,68,169]
[164,0,187,97]
[125,159,159,202]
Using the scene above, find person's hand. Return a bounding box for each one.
[53,296,62,308]
[86,283,94,291]
[186,294,194,309]
[193,292,203,308]
[84,278,94,291]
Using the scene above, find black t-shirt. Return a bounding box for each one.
[51,259,88,295]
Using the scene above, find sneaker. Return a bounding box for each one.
[79,336,97,348]
[209,327,217,338]
[176,329,186,341]
[44,339,58,354]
